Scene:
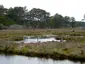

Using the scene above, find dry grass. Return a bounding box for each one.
[0,28,85,61]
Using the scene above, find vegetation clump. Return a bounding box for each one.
[0,29,85,62]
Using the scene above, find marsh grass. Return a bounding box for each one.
[0,29,85,61]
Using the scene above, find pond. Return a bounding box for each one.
[17,36,66,43]
[0,55,83,64]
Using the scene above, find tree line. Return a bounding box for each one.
[0,5,84,29]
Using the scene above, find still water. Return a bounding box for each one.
[18,37,66,43]
[0,55,83,64]
[22,37,58,43]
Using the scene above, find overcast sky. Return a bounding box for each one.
[0,0,85,21]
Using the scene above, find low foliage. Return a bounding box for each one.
[0,29,85,61]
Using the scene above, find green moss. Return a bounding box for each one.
[21,47,29,54]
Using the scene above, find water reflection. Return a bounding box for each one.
[0,55,84,64]
[17,37,66,43]
[22,37,58,43]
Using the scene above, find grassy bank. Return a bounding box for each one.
[0,28,85,61]
[0,41,85,61]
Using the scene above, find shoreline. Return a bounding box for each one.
[0,44,85,62]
